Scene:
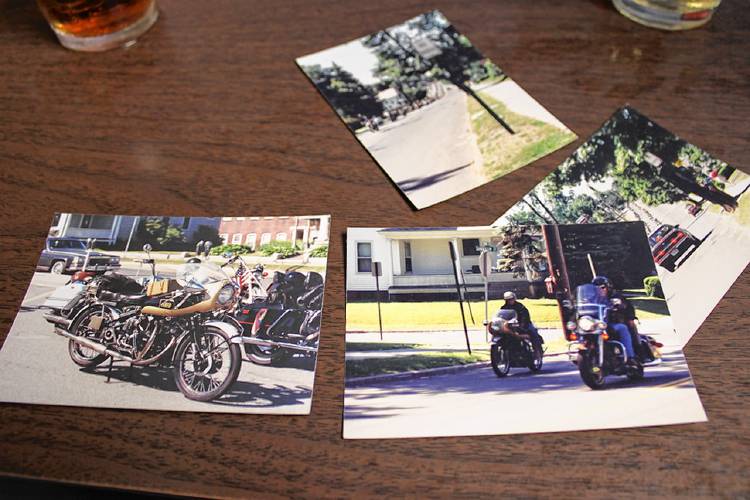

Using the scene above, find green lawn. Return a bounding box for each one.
[467,92,576,180]
[345,351,490,378]
[347,297,669,332]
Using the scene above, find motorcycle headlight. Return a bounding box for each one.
[110,256,120,264]
[488,319,502,334]
[577,316,596,332]
[216,284,236,306]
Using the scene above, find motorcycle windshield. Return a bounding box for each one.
[493,309,518,322]
[575,284,607,319]
[176,262,230,289]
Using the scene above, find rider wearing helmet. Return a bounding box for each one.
[501,291,544,349]
[592,276,639,367]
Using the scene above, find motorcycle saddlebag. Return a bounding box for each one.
[146,279,181,296]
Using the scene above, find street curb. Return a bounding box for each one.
[345,361,489,387]
[345,350,570,387]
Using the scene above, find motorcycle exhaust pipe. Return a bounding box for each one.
[44,313,72,330]
[54,328,134,363]
[232,336,318,353]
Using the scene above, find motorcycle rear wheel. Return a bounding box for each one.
[174,326,242,402]
[68,309,109,369]
[578,351,606,390]
[490,344,510,378]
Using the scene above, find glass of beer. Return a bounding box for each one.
[36,0,159,52]
[611,0,723,30]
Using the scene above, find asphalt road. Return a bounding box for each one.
[343,340,705,439]
[0,271,316,414]
[358,86,487,209]
[639,178,750,345]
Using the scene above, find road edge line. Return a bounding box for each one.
[345,361,490,387]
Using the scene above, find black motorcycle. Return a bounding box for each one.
[232,269,324,365]
[44,252,244,401]
[567,283,662,390]
[487,309,543,377]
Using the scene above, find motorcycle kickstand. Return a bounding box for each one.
[106,357,114,383]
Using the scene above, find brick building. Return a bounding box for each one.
[218,215,330,250]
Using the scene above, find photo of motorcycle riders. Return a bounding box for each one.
[0,213,330,414]
[343,222,705,439]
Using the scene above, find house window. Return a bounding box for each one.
[276,232,288,241]
[222,217,233,221]
[51,213,61,227]
[235,217,245,220]
[250,217,260,220]
[232,233,243,244]
[356,242,372,273]
[403,241,413,273]
[246,233,256,250]
[219,234,229,244]
[181,217,191,229]
[462,238,481,256]
[260,233,272,245]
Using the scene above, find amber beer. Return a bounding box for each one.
[37,0,158,51]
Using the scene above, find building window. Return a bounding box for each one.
[222,217,233,221]
[403,241,413,273]
[232,233,243,244]
[181,217,191,229]
[219,234,229,244]
[246,233,257,250]
[51,213,61,227]
[462,238,481,256]
[235,217,245,220]
[275,232,287,241]
[250,217,260,220]
[260,233,272,245]
[356,242,372,273]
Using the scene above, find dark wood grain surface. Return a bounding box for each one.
[1,0,748,497]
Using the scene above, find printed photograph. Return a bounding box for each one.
[0,213,330,414]
[343,223,706,439]
[494,106,750,345]
[297,10,576,209]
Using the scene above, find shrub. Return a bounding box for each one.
[259,241,299,258]
[643,276,664,298]
[309,244,328,257]
[209,244,254,256]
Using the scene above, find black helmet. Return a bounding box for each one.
[591,276,611,288]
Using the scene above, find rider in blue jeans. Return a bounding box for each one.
[592,276,639,368]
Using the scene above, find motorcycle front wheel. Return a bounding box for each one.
[174,326,242,402]
[68,308,109,369]
[578,350,606,390]
[490,344,510,378]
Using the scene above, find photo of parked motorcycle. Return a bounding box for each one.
[44,244,244,401]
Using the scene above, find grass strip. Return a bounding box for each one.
[346,351,490,378]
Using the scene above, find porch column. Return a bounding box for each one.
[390,239,402,276]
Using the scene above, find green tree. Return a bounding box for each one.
[138,217,185,249]
[496,225,546,280]
[301,63,383,128]
[189,224,223,247]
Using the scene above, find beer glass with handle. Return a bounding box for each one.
[37,0,158,52]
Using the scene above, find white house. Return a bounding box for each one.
[346,227,547,301]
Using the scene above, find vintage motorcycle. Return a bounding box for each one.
[231,268,324,365]
[487,309,543,377]
[567,283,662,390]
[44,247,244,401]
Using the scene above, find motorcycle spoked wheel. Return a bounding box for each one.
[68,308,110,369]
[528,343,544,372]
[490,344,510,378]
[173,326,242,402]
[578,350,606,390]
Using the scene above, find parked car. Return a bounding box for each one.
[648,224,699,272]
[37,238,121,274]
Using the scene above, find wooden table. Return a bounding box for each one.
[1,0,748,497]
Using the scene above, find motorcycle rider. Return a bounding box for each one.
[501,291,544,349]
[591,276,639,367]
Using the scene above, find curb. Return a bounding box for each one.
[345,350,571,387]
[345,361,489,387]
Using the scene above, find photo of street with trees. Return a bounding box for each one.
[297,11,576,209]
[495,106,750,345]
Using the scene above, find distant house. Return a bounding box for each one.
[346,227,547,302]
[376,87,409,114]
[48,214,220,248]
[218,215,330,251]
